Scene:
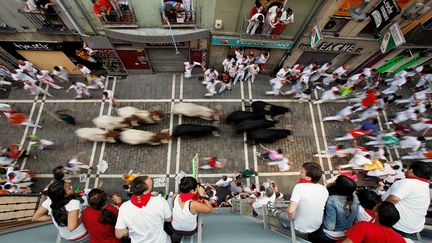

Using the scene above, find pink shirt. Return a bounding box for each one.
[269,150,283,160]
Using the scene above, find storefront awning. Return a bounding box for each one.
[105,28,210,43]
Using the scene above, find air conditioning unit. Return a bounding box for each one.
[215,19,223,29]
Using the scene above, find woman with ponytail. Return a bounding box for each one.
[32,180,88,242]
[309,175,360,243]
[169,176,213,243]
[82,188,123,243]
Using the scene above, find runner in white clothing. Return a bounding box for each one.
[265,78,287,96]
[66,81,90,99]
[183,61,204,78]
[233,63,246,85]
[18,59,37,78]
[323,106,354,122]
[276,66,290,79]
[203,68,219,85]
[52,66,69,82]
[222,56,235,72]
[244,64,260,83]
[23,81,53,97]
[36,70,63,89]
[310,62,332,82]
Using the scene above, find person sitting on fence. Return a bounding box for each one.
[168,177,213,243]
[250,187,275,217]
[266,162,329,239]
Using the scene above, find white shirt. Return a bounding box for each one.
[290,183,329,233]
[246,64,260,75]
[399,136,422,151]
[104,90,114,98]
[333,66,347,77]
[19,61,34,73]
[215,177,233,187]
[115,197,172,243]
[53,66,68,81]
[79,66,91,75]
[42,198,87,240]
[252,193,276,215]
[337,106,353,117]
[270,78,283,94]
[276,68,290,79]
[68,82,87,93]
[204,69,219,80]
[184,61,201,71]
[382,178,430,233]
[171,195,197,232]
[279,10,294,24]
[250,12,264,21]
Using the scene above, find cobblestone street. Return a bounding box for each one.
[0,73,417,198]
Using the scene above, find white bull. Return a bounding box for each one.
[120,129,170,145]
[75,128,119,143]
[116,106,163,124]
[93,115,140,130]
[172,103,222,121]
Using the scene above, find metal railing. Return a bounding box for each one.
[0,194,41,225]
[231,199,310,243]
[0,21,16,33]
[99,10,137,26]
[18,10,72,34]
[161,10,196,26]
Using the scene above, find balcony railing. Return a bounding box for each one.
[0,22,16,33]
[161,10,196,27]
[99,10,137,26]
[18,10,73,34]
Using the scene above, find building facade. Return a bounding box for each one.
[0,0,430,76]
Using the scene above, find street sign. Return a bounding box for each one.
[309,25,322,49]
[380,23,406,53]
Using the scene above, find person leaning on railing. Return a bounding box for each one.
[266,162,329,239]
[161,1,184,24]
[166,177,213,243]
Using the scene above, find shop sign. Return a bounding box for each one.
[393,54,423,73]
[335,0,409,17]
[376,55,405,73]
[309,25,322,49]
[211,36,293,50]
[299,42,364,54]
[379,23,405,53]
[12,42,58,50]
[146,42,186,47]
[370,0,401,31]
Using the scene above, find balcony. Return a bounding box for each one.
[0,21,16,33]
[18,10,73,34]
[99,10,137,28]
[161,10,196,28]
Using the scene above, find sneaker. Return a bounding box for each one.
[266,201,278,217]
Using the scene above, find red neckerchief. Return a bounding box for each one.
[131,193,151,208]
[405,173,430,183]
[180,193,195,202]
[299,178,316,184]
[364,208,376,223]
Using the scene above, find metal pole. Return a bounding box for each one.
[197,214,203,243]
[167,22,180,55]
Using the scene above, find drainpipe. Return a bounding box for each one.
[276,0,326,71]
[56,0,86,36]
[72,0,99,34]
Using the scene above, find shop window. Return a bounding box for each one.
[93,0,137,26]
[161,0,196,27]
[322,17,350,37]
